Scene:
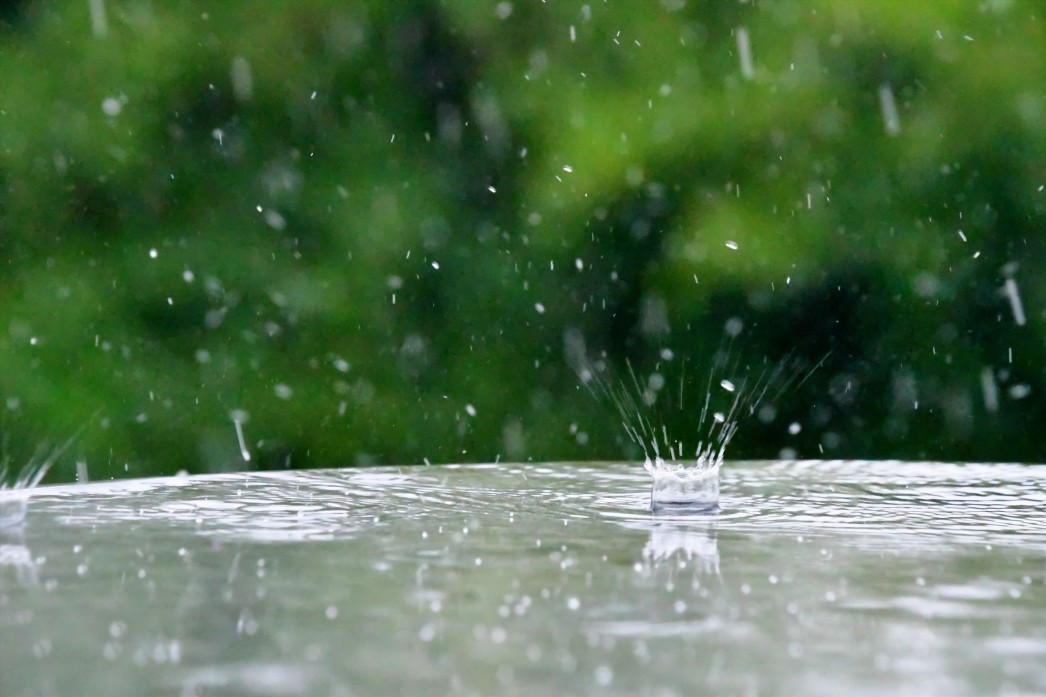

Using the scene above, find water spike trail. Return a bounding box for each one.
[0,417,96,529]
[574,337,828,512]
[2,444,67,529]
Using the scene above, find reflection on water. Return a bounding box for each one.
[640,522,720,578]
[1,461,1044,696]
[167,548,335,696]
[0,492,33,531]
[0,535,37,586]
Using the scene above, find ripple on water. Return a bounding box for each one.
[9,460,1046,548]
[4,459,1045,697]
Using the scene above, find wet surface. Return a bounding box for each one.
[1,461,1045,696]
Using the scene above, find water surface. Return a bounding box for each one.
[1,460,1044,696]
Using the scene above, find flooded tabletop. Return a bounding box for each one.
[1,460,1045,696]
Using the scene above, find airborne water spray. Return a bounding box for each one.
[568,323,825,513]
[0,424,89,530]
[1,446,59,530]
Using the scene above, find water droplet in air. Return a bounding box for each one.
[102,97,122,116]
[1009,384,1031,400]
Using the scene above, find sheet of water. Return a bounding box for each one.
[1,461,1044,696]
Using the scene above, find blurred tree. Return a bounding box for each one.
[1,0,1043,481]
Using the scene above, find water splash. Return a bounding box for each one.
[0,428,85,530]
[0,455,52,530]
[571,327,826,512]
[644,459,721,512]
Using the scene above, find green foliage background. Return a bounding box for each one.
[1,0,1044,481]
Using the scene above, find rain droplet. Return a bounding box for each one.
[878,83,901,136]
[101,96,122,117]
[495,1,513,20]
[735,27,754,80]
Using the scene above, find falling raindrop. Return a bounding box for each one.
[878,83,901,136]
[735,27,755,80]
[101,96,122,117]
